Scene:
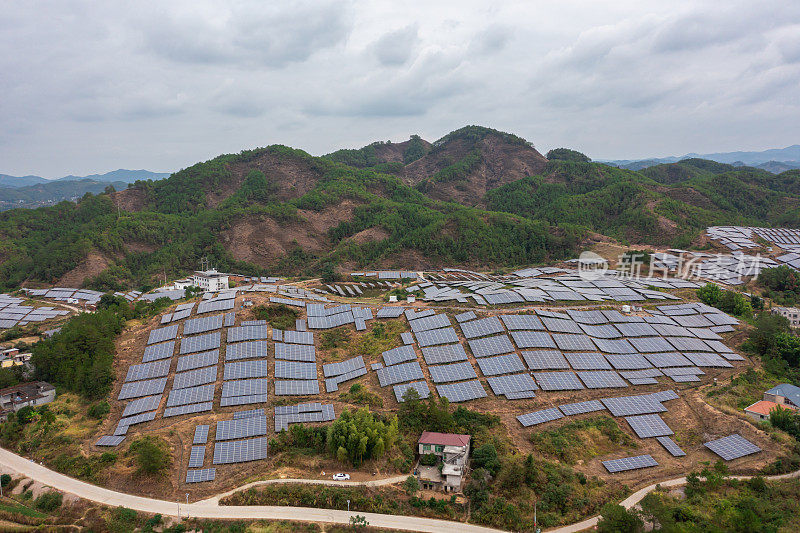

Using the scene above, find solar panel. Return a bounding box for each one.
[325,367,368,392]
[626,414,673,438]
[579,323,621,338]
[436,380,487,403]
[142,341,175,362]
[173,366,218,389]
[166,383,215,406]
[274,404,336,432]
[377,307,405,318]
[163,401,213,418]
[522,350,569,370]
[233,408,265,419]
[517,407,563,427]
[376,361,425,387]
[322,356,365,378]
[193,425,209,444]
[188,446,206,467]
[486,373,538,395]
[592,338,636,354]
[213,437,268,464]
[275,342,316,362]
[455,311,477,323]
[224,312,236,327]
[578,370,628,389]
[148,324,179,345]
[566,353,612,370]
[616,322,658,337]
[216,416,268,441]
[496,313,547,332]
[227,325,269,343]
[541,317,582,334]
[394,381,431,402]
[559,400,605,416]
[222,378,268,397]
[421,344,468,365]
[220,394,269,407]
[184,315,223,335]
[468,334,515,357]
[401,332,414,345]
[601,395,666,417]
[566,309,609,324]
[283,330,314,345]
[657,436,686,457]
[643,352,692,368]
[460,316,504,339]
[381,345,417,366]
[125,360,171,382]
[683,352,733,368]
[122,395,162,417]
[118,377,168,400]
[552,334,596,351]
[415,327,459,347]
[534,371,584,391]
[180,331,221,354]
[620,368,664,379]
[629,337,674,353]
[186,468,216,483]
[605,353,653,370]
[409,313,452,332]
[225,340,268,361]
[704,434,761,460]
[511,331,556,349]
[603,454,658,473]
[666,337,712,352]
[476,353,526,376]
[224,360,269,380]
[197,298,235,314]
[274,380,320,395]
[177,349,220,372]
[428,361,478,383]
[95,435,125,446]
[647,389,680,402]
[274,360,316,380]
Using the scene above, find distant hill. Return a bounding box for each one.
[0,169,170,189]
[0,179,128,211]
[603,145,800,173]
[0,126,799,291]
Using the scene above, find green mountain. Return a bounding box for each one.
[0,179,127,211]
[0,126,798,291]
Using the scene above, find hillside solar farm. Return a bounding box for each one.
[85,263,776,499]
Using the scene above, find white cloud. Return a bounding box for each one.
[0,0,798,175]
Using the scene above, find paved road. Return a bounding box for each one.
[2,446,799,533]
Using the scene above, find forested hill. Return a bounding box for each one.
[0,125,798,291]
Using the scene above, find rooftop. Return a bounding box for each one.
[744,400,792,417]
[765,383,800,406]
[418,431,471,448]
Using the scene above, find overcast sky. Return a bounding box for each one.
[2,0,799,176]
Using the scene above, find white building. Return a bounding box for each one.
[191,269,229,292]
[416,431,471,492]
[772,307,800,327]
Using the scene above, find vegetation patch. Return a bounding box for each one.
[529,416,637,464]
[252,304,299,330]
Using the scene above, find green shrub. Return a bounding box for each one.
[419,453,438,466]
[34,491,62,512]
[128,436,171,475]
[87,401,110,419]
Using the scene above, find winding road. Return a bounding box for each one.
[1,446,798,532]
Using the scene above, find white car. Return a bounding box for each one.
[332,473,350,481]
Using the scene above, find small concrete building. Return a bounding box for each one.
[417,431,470,492]
[0,381,55,420]
[772,307,800,328]
[191,269,229,292]
[744,383,800,421]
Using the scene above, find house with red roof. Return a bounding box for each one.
[416,432,471,492]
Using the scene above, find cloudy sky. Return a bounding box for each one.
[2,0,799,176]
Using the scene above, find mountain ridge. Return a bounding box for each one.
[602,145,800,172]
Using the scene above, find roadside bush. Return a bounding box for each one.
[34,491,63,512]
[128,436,171,475]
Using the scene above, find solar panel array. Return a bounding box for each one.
[275,342,316,362]
[122,395,162,417]
[657,436,686,457]
[186,468,216,483]
[163,402,213,417]
[409,313,451,332]
[177,349,219,372]
[603,454,658,473]
[511,331,556,349]
[125,360,171,382]
[436,380,487,403]
[522,350,569,370]
[518,407,563,427]
[486,373,538,397]
[118,377,168,400]
[377,307,405,318]
[222,378,268,397]
[421,344,468,365]
[274,379,320,396]
[142,341,175,362]
[469,335,515,357]
[173,366,218,389]
[188,446,206,468]
[625,414,673,438]
[167,383,215,406]
[213,437,268,464]
[274,403,335,432]
[704,434,762,460]
[322,356,365,378]
[577,370,628,389]
[216,415,268,440]
[500,314,542,330]
[274,360,316,380]
[148,325,178,345]
[180,331,221,354]
[197,298,235,314]
[415,327,459,347]
[428,361,478,383]
[476,353,526,376]
[193,425,209,444]
[224,360,269,380]
[460,316,504,339]
[381,345,417,366]
[534,371,584,391]
[394,381,431,402]
[96,435,125,446]
[559,399,605,416]
[227,325,269,343]
[226,340,268,361]
[184,315,223,335]
[376,361,424,387]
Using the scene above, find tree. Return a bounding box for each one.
[472,443,501,476]
[597,503,643,533]
[349,514,369,529]
[403,475,419,495]
[546,148,591,162]
[128,436,171,476]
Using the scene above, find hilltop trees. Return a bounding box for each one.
[326,408,399,466]
[546,148,591,162]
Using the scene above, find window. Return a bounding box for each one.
[435,445,444,453]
